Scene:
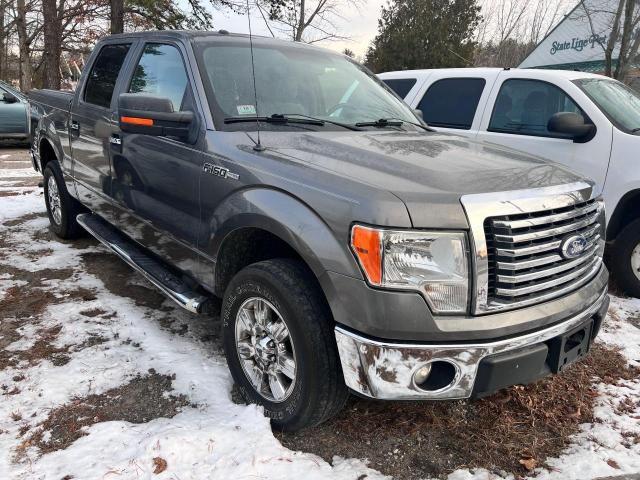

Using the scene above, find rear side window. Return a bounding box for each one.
[489,79,581,137]
[418,78,486,129]
[382,78,417,99]
[129,43,189,111]
[84,44,131,109]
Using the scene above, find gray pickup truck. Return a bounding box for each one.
[29,30,609,431]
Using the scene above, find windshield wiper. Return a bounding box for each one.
[356,117,433,132]
[355,118,404,128]
[631,127,640,133]
[224,114,324,126]
[225,113,363,132]
[282,113,363,131]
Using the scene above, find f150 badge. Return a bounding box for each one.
[203,163,239,180]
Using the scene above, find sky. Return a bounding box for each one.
[207,0,387,59]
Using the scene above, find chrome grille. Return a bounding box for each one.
[484,199,604,310]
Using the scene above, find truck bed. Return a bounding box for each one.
[28,89,74,113]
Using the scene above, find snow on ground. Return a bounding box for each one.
[0,159,639,480]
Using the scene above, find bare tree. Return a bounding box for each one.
[581,0,640,79]
[474,0,572,67]
[254,0,358,43]
[14,0,38,91]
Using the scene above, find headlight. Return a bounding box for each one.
[350,225,469,313]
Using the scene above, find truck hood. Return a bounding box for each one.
[264,130,585,228]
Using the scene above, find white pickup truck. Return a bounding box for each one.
[379,67,640,297]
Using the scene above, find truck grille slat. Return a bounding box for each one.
[493,210,600,243]
[484,198,604,309]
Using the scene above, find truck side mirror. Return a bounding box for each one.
[118,93,193,139]
[547,112,596,143]
[2,92,18,104]
[413,109,424,121]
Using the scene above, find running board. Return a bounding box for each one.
[76,213,210,314]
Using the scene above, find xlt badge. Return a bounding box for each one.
[203,163,239,180]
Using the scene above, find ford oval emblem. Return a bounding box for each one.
[560,234,588,259]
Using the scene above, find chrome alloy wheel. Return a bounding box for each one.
[632,242,640,281]
[47,175,62,225]
[235,297,297,402]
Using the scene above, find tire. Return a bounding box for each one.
[43,161,85,239]
[609,219,640,298]
[222,258,349,431]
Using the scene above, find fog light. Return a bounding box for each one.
[413,364,432,385]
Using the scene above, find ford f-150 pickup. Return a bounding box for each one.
[29,31,610,431]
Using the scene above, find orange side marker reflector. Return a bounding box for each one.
[121,116,154,126]
[351,225,382,285]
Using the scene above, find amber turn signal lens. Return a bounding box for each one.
[120,116,154,126]
[351,225,382,285]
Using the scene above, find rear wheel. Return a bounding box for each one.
[43,161,85,239]
[222,258,349,431]
[610,219,640,298]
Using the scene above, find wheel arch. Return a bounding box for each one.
[205,188,361,298]
[607,189,640,241]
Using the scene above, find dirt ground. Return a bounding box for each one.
[1,146,639,480]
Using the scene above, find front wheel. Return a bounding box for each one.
[222,259,349,431]
[609,219,640,298]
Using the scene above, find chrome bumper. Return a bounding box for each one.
[335,289,609,400]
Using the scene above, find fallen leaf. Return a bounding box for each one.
[519,457,537,471]
[607,459,620,469]
[152,457,167,475]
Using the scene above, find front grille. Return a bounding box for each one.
[484,199,603,309]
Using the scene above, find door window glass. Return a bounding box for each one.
[489,79,581,137]
[417,78,485,129]
[84,44,131,109]
[129,44,189,111]
[382,78,417,99]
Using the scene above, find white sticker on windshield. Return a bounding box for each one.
[237,105,256,115]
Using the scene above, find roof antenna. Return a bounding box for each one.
[246,0,265,152]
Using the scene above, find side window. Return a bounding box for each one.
[489,79,582,137]
[129,43,189,111]
[417,78,486,129]
[382,78,417,99]
[84,44,131,109]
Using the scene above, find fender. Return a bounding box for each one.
[203,187,363,283]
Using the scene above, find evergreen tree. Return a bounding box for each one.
[364,0,481,73]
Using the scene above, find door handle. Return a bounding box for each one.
[70,121,80,134]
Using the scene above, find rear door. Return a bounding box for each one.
[70,41,136,221]
[111,40,204,275]
[475,72,612,192]
[410,71,498,138]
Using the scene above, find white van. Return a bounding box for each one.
[379,68,640,297]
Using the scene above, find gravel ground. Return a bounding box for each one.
[1,147,639,480]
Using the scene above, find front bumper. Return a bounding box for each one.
[335,289,609,400]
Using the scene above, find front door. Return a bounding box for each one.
[111,41,203,276]
[475,77,612,193]
[70,42,134,221]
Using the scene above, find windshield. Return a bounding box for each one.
[574,78,640,133]
[193,38,419,131]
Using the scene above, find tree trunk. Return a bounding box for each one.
[295,0,305,41]
[111,0,124,34]
[614,0,637,80]
[604,0,625,78]
[15,0,31,91]
[42,0,62,89]
[0,0,5,81]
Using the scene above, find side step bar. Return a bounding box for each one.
[76,213,210,314]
